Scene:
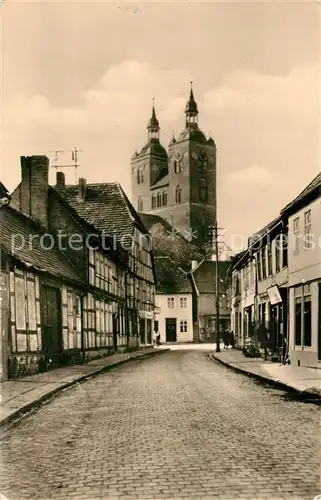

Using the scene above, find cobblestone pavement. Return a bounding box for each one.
[1,350,320,500]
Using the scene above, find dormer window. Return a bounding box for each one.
[175,185,182,204]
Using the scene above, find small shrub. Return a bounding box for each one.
[243,344,262,358]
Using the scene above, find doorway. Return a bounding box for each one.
[41,286,63,367]
[165,318,177,342]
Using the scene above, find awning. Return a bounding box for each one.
[267,285,282,305]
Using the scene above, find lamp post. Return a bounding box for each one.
[214,222,221,352]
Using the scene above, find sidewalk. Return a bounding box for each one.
[0,347,169,430]
[211,349,321,399]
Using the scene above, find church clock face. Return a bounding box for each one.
[152,164,158,171]
[192,152,198,160]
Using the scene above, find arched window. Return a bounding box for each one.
[174,161,178,173]
[199,179,208,203]
[162,191,167,206]
[151,194,156,209]
[138,196,143,212]
[157,192,162,207]
[175,185,182,204]
[137,166,144,185]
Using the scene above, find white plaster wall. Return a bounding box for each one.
[155,293,193,343]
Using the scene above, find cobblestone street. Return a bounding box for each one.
[1,349,320,500]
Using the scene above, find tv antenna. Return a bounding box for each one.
[50,146,83,184]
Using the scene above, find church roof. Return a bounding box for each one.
[150,172,169,189]
[147,105,159,130]
[178,123,207,143]
[138,139,168,158]
[185,88,198,115]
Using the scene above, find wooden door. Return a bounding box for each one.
[140,318,145,344]
[166,318,177,342]
[112,315,118,349]
[41,286,62,367]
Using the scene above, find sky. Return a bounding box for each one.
[1,1,320,253]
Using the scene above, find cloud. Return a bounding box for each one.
[204,64,319,117]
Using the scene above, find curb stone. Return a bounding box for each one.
[0,348,169,431]
[209,352,321,403]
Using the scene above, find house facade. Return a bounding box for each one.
[282,173,321,368]
[192,259,231,342]
[61,179,156,347]
[154,256,194,343]
[1,154,156,379]
[0,203,86,379]
[230,218,289,353]
[230,172,321,367]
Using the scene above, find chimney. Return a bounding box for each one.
[20,155,49,229]
[78,177,87,201]
[55,171,65,192]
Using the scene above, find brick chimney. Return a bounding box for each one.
[55,171,65,193]
[20,155,49,229]
[78,177,87,202]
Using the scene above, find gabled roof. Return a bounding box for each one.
[281,172,321,215]
[62,182,149,259]
[192,260,230,294]
[154,255,192,294]
[0,205,84,286]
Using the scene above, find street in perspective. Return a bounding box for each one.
[1,3,320,500]
[1,347,320,500]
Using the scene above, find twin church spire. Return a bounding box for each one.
[146,83,200,144]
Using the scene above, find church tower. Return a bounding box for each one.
[131,86,217,249]
[131,101,168,214]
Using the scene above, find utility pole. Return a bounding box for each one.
[214,221,221,352]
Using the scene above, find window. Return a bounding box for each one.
[293,217,300,254]
[295,297,302,345]
[162,191,167,206]
[267,242,272,276]
[151,194,156,209]
[275,236,280,273]
[282,233,288,267]
[167,297,174,308]
[303,296,312,346]
[303,210,312,250]
[180,320,187,333]
[199,179,208,203]
[175,185,182,203]
[157,192,162,207]
[138,196,143,212]
[180,297,187,308]
[294,286,312,347]
[154,320,159,332]
[261,247,266,279]
[257,251,262,282]
[137,166,144,185]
